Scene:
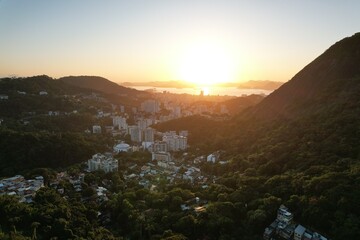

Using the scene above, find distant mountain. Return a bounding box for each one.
[250,32,360,119]
[59,76,142,95]
[236,80,284,90]
[0,75,89,95]
[122,80,195,88]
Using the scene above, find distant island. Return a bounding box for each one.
[121,80,284,90]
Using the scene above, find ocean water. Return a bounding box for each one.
[130,86,272,97]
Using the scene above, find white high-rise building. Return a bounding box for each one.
[138,118,153,130]
[162,134,187,151]
[113,116,128,130]
[151,141,168,152]
[173,106,181,117]
[141,99,160,113]
[88,153,118,173]
[128,125,142,142]
[143,127,155,142]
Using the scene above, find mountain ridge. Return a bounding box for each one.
[248,32,360,120]
[0,75,91,95]
[59,75,143,95]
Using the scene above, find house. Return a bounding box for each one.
[263,220,278,240]
[0,175,44,203]
[152,152,171,162]
[92,125,102,134]
[48,111,60,116]
[207,153,218,163]
[294,224,306,240]
[0,94,9,100]
[277,205,293,224]
[263,205,327,240]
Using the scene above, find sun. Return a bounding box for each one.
[178,43,235,86]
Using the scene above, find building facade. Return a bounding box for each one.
[88,153,118,173]
[128,125,142,142]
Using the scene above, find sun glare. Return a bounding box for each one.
[201,87,209,96]
[178,43,234,86]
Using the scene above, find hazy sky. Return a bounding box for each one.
[0,0,359,83]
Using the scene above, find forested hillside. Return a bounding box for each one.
[216,32,360,238]
[59,76,142,95]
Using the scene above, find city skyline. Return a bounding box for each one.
[1,0,359,85]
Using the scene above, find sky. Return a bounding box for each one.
[0,0,359,84]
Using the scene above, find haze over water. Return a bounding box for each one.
[131,86,272,96]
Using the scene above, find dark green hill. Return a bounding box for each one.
[226,33,360,171]
[216,33,360,239]
[0,75,89,95]
[250,32,360,119]
[221,94,264,115]
[154,115,222,149]
[59,75,142,95]
[224,32,360,167]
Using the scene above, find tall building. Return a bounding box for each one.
[128,125,142,142]
[173,106,181,118]
[88,153,118,173]
[143,127,155,142]
[151,141,168,152]
[163,134,187,151]
[113,116,128,130]
[220,105,229,114]
[138,118,153,130]
[141,99,160,113]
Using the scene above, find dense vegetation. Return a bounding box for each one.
[153,115,222,147]
[0,185,119,239]
[0,128,111,177]
[221,94,264,115]
[0,75,88,95]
